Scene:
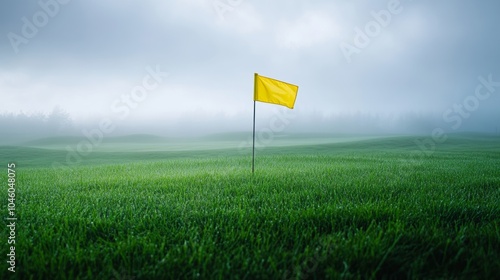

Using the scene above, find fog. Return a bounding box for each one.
[1,0,500,143]
[1,107,499,145]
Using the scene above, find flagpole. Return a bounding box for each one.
[252,73,257,173]
[252,100,256,173]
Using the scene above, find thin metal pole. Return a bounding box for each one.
[252,100,256,173]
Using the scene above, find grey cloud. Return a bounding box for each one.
[0,0,499,137]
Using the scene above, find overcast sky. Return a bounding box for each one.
[1,0,499,126]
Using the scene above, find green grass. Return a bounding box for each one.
[1,134,500,279]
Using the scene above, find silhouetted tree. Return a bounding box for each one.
[0,107,74,144]
[46,106,72,134]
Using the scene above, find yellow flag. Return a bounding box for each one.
[254,73,299,109]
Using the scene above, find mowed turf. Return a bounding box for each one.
[1,134,499,279]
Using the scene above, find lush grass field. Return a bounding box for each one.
[1,134,500,279]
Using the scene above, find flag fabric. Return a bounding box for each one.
[254,73,299,109]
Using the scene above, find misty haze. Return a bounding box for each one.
[1,0,499,279]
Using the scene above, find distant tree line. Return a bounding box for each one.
[1,108,498,145]
[0,107,75,144]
